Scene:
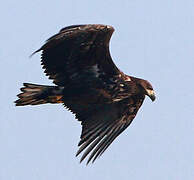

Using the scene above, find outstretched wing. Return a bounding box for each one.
[64,95,145,164]
[34,24,120,86]
[74,96,145,164]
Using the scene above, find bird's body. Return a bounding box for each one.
[15,24,155,164]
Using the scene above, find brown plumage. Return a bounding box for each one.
[15,24,156,164]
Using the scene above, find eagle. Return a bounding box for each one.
[15,24,156,164]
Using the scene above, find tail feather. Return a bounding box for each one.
[15,83,64,106]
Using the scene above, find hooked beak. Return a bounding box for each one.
[146,89,156,102]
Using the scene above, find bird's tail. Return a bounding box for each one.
[15,83,64,106]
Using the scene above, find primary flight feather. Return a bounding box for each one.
[15,24,156,164]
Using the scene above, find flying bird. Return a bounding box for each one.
[15,24,156,164]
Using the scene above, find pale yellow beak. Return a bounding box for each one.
[146,89,156,102]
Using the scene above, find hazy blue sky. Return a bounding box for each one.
[1,0,194,179]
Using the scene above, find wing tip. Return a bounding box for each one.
[29,48,42,58]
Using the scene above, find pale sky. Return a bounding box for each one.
[1,0,194,180]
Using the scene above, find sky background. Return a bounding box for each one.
[1,0,194,179]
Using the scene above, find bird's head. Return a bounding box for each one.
[138,79,156,102]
